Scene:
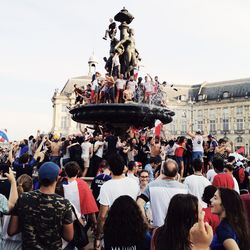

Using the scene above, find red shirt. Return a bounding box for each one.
[175,146,185,157]
[241,194,250,228]
[203,207,220,233]
[212,173,234,189]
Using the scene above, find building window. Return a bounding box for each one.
[61,116,69,129]
[210,120,216,132]
[197,121,203,131]
[223,119,229,131]
[223,91,230,98]
[197,110,203,119]
[181,120,186,133]
[223,108,229,118]
[236,106,243,116]
[170,123,176,134]
[236,137,243,143]
[236,118,244,131]
[209,109,216,120]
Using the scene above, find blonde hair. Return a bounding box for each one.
[17,174,33,196]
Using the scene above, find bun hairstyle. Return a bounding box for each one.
[17,174,33,196]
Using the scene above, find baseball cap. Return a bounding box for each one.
[38,162,60,182]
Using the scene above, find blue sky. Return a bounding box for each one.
[1,0,250,140]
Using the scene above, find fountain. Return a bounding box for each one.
[70,8,175,134]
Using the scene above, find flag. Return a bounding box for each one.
[0,130,9,143]
[154,119,162,137]
[236,147,245,154]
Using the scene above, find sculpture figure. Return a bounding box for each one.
[114,28,140,78]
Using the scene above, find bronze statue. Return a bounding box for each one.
[103,8,141,78]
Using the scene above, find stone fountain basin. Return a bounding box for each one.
[70,103,175,129]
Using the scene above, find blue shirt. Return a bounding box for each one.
[144,163,154,182]
[211,220,239,250]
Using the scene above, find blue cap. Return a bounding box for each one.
[38,162,60,182]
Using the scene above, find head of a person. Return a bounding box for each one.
[168,140,174,147]
[119,73,124,79]
[178,136,186,145]
[212,157,225,173]
[154,155,162,168]
[202,185,217,206]
[196,129,202,135]
[211,188,250,250]
[38,162,60,187]
[64,161,80,178]
[107,154,125,176]
[103,195,147,248]
[128,161,138,173]
[224,163,234,174]
[18,152,29,164]
[162,159,178,178]
[218,138,226,146]
[17,174,33,196]
[138,170,149,184]
[227,156,235,164]
[154,136,160,144]
[155,194,199,250]
[192,158,202,172]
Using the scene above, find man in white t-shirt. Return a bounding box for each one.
[126,75,137,94]
[137,159,188,227]
[81,135,93,177]
[95,154,140,247]
[115,74,126,103]
[183,158,211,208]
[143,75,153,103]
[92,134,105,176]
[187,128,207,161]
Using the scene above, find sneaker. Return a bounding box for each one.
[103,37,107,40]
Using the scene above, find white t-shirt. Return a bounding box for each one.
[63,180,81,214]
[184,174,211,208]
[127,172,139,184]
[206,169,217,183]
[112,54,120,67]
[233,176,240,194]
[81,141,92,159]
[98,177,140,207]
[126,80,137,93]
[116,79,126,90]
[143,81,153,92]
[192,135,204,152]
[91,79,99,91]
[94,141,104,158]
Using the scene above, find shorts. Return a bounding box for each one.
[192,151,203,161]
[82,156,90,168]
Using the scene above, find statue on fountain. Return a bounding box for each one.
[104,7,140,79]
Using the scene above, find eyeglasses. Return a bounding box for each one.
[140,175,149,178]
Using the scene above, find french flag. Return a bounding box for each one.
[154,119,162,137]
[0,130,9,143]
[63,178,98,215]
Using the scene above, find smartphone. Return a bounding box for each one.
[0,163,9,176]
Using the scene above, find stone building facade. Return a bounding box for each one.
[51,60,250,154]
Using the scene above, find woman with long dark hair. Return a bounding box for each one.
[103,195,150,250]
[153,194,199,250]
[210,188,250,250]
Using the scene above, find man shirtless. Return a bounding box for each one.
[50,136,62,166]
[123,85,134,103]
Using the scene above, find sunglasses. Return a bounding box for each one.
[140,175,149,178]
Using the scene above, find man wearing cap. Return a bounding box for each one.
[8,162,74,249]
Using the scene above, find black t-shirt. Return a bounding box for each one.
[12,190,73,250]
[91,174,112,201]
[105,135,118,154]
[69,143,83,167]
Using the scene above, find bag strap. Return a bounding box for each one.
[71,205,80,221]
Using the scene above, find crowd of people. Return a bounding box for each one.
[72,72,168,106]
[0,125,250,249]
